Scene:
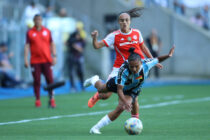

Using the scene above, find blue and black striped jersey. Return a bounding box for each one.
[115,58,158,93]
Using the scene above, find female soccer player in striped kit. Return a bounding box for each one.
[84,46,175,134]
[87,8,162,119]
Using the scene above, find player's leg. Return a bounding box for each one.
[84,75,110,92]
[87,91,112,108]
[87,68,119,108]
[90,95,132,134]
[76,58,84,91]
[97,67,119,100]
[85,76,114,108]
[108,95,133,121]
[31,64,42,107]
[99,92,112,100]
[69,58,76,92]
[131,96,139,118]
[42,63,56,108]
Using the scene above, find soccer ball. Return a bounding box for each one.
[124,118,143,135]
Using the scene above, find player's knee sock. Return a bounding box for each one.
[93,115,112,130]
[131,113,139,119]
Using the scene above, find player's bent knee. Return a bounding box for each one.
[97,86,108,93]
[97,87,104,93]
[101,94,110,100]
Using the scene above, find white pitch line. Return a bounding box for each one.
[0,97,209,126]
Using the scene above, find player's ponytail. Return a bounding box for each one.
[118,7,143,21]
[128,47,141,62]
[126,7,144,18]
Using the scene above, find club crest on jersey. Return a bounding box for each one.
[127,37,132,41]
[133,35,137,40]
[42,30,48,36]
[136,75,143,80]
[32,33,37,37]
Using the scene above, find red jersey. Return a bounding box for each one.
[26,26,53,64]
[103,29,145,68]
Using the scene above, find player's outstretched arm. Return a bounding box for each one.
[140,43,163,69]
[158,45,175,63]
[91,30,105,49]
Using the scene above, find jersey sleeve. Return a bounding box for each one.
[103,32,115,47]
[116,64,128,86]
[145,58,159,70]
[138,30,144,46]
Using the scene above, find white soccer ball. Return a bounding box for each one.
[124,118,143,135]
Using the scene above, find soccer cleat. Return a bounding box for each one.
[88,92,99,108]
[83,75,99,87]
[89,127,101,134]
[49,98,56,108]
[35,100,41,107]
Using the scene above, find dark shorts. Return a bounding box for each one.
[106,77,140,103]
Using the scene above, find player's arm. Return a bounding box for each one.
[158,46,175,62]
[140,43,153,58]
[91,30,106,49]
[140,43,163,69]
[24,43,30,68]
[50,42,57,65]
[117,84,132,112]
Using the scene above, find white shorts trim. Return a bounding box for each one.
[106,67,119,81]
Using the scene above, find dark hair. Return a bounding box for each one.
[33,14,42,20]
[119,7,144,19]
[128,48,141,62]
[30,1,35,6]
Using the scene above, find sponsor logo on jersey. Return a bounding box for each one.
[127,37,132,41]
[119,41,138,46]
[32,33,37,37]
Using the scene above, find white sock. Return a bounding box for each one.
[93,115,112,130]
[91,77,99,86]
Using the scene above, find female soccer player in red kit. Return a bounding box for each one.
[24,14,57,108]
[87,8,162,118]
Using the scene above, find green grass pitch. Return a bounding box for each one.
[0,85,209,140]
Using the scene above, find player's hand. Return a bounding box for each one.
[169,45,175,57]
[91,30,98,39]
[156,63,163,69]
[24,60,29,68]
[52,57,57,65]
[124,101,132,112]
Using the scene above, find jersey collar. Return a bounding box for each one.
[120,28,132,35]
[33,26,44,31]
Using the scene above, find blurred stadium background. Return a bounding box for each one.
[0,0,210,83]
